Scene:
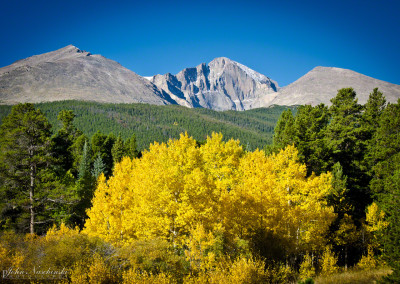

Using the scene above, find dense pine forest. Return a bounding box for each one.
[0,88,399,283]
[0,102,292,151]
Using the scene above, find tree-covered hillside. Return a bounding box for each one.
[0,101,293,150]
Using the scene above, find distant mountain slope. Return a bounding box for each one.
[0,45,176,105]
[0,102,293,150]
[265,67,400,106]
[150,57,278,111]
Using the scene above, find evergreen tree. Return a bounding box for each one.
[91,131,107,159]
[125,133,139,159]
[369,101,400,197]
[326,88,364,167]
[362,88,387,173]
[92,153,105,179]
[328,162,351,216]
[111,134,125,164]
[380,169,400,283]
[103,133,116,176]
[70,134,89,176]
[270,109,295,152]
[368,100,400,282]
[362,88,387,132]
[51,110,83,176]
[91,131,115,177]
[325,88,369,220]
[293,104,330,175]
[78,141,92,180]
[0,104,53,234]
[74,140,95,228]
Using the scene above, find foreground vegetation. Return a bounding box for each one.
[314,267,392,284]
[0,87,399,282]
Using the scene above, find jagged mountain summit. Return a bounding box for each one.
[149,57,279,111]
[265,66,400,107]
[0,45,175,105]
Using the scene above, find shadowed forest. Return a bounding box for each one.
[0,88,399,283]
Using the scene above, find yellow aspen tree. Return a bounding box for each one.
[225,146,335,255]
[320,246,339,275]
[365,202,388,250]
[84,156,137,244]
[334,214,359,270]
[224,149,282,240]
[299,254,316,281]
[357,246,378,270]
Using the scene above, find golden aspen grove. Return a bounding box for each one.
[66,132,334,282]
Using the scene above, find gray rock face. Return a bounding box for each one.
[0,45,175,105]
[150,57,279,111]
[265,67,400,106]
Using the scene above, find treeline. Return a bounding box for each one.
[0,102,292,151]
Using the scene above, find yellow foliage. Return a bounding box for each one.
[366,202,388,233]
[184,256,294,284]
[84,133,335,260]
[320,246,339,275]
[357,246,378,270]
[70,260,89,283]
[88,253,115,283]
[122,269,171,284]
[183,257,268,284]
[299,254,316,281]
[0,243,11,270]
[226,146,335,252]
[45,222,80,241]
[184,224,222,272]
[70,254,116,284]
[227,257,268,283]
[10,250,25,268]
[334,214,359,246]
[365,202,389,251]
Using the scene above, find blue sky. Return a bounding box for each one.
[1,0,399,86]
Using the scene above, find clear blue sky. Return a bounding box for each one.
[1,0,399,86]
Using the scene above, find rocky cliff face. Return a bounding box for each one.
[150,57,279,111]
[0,45,175,105]
[264,66,400,106]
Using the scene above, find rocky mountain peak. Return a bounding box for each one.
[150,57,279,111]
[209,57,232,67]
[0,45,93,77]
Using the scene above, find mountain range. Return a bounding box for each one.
[1,45,399,109]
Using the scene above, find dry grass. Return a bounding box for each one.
[314,267,392,284]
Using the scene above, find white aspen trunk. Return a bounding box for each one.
[30,165,35,235]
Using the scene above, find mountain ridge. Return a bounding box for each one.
[1,45,399,108]
[265,66,400,106]
[0,45,176,105]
